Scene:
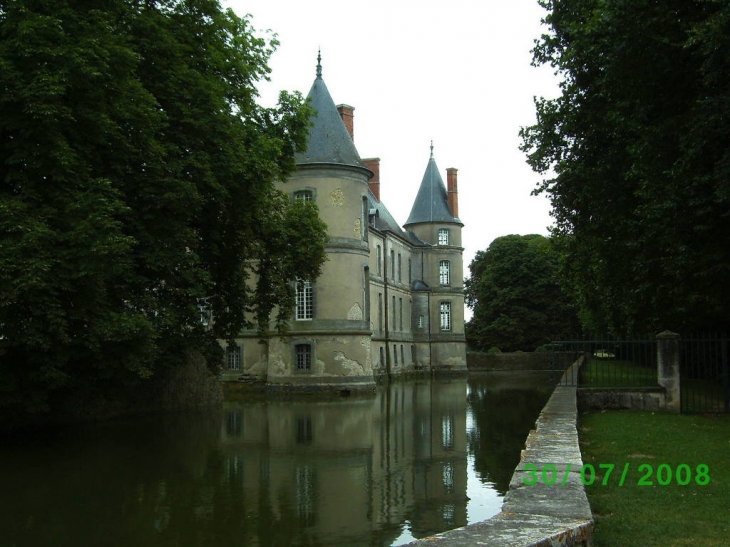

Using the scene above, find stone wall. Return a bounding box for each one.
[402,357,593,547]
[578,387,666,412]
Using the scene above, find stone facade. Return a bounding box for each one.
[221,58,467,389]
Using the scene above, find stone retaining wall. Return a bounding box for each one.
[402,358,593,547]
[578,387,666,412]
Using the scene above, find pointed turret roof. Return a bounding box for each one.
[404,147,463,226]
[295,53,368,172]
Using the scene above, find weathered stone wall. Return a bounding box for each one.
[402,357,593,547]
[578,387,666,412]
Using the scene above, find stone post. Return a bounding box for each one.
[656,331,681,413]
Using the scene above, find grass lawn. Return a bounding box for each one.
[581,358,658,387]
[579,411,730,547]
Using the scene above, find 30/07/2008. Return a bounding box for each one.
[522,463,710,486]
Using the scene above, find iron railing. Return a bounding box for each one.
[551,338,657,388]
[680,334,730,413]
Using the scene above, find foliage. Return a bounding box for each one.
[520,0,730,335]
[465,234,580,352]
[0,0,327,424]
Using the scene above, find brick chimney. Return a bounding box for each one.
[446,167,459,218]
[336,104,355,140]
[363,158,380,200]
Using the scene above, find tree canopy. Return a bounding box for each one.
[0,0,327,423]
[465,234,580,352]
[520,0,730,334]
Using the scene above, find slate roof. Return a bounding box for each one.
[366,189,429,245]
[404,154,463,226]
[295,60,368,171]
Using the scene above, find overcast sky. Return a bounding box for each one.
[224,0,560,296]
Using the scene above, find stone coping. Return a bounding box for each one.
[401,358,593,547]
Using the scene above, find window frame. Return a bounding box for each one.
[293,189,315,202]
[295,343,313,372]
[440,301,452,331]
[438,228,450,246]
[439,260,451,286]
[226,343,242,371]
[295,279,314,321]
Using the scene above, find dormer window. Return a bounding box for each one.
[438,228,450,246]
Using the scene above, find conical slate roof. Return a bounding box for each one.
[404,152,461,226]
[295,57,367,170]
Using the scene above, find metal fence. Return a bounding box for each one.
[680,334,730,414]
[551,338,657,387]
[550,334,730,414]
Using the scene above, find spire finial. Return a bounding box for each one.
[430,140,434,158]
[316,49,322,79]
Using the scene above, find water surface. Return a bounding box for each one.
[0,373,555,547]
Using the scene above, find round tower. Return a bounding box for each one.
[266,55,376,391]
[403,147,467,373]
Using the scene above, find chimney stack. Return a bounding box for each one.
[446,167,459,218]
[363,158,381,200]
[336,104,355,140]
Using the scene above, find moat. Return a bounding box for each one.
[0,373,557,547]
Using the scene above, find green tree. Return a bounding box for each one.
[465,235,580,352]
[0,0,327,424]
[520,0,730,334]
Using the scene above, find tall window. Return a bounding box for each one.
[294,189,313,201]
[390,250,395,279]
[376,245,382,275]
[399,298,403,331]
[378,293,383,332]
[440,302,451,330]
[392,296,396,330]
[295,344,312,371]
[227,343,242,371]
[295,279,313,320]
[397,253,402,282]
[393,344,398,364]
[438,228,450,245]
[439,260,451,286]
[408,259,412,282]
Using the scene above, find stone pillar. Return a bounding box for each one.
[656,331,681,413]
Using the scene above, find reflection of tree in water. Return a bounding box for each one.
[467,377,554,494]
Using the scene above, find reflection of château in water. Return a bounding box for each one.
[220,378,468,546]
